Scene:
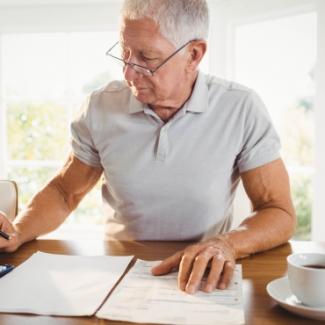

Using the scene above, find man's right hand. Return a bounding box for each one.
[0,212,21,252]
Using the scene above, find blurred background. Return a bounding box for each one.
[0,0,324,241]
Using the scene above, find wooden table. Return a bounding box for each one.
[0,239,325,325]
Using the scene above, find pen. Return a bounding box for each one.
[0,230,10,240]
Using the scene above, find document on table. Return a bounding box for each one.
[96,260,245,325]
[0,251,132,316]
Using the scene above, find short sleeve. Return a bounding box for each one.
[70,96,102,167]
[237,91,281,173]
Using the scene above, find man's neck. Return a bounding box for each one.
[150,72,198,123]
[150,106,181,123]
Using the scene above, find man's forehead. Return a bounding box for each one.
[120,39,165,54]
[120,17,175,52]
[121,17,160,32]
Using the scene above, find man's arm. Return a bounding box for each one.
[224,158,296,258]
[0,154,103,252]
[152,158,296,293]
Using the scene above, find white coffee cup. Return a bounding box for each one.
[287,253,325,307]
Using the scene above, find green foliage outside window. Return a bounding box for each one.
[283,97,314,240]
[6,101,104,224]
[291,175,312,240]
[282,98,314,167]
[8,165,104,225]
[7,101,69,160]
[7,166,58,206]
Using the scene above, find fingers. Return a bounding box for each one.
[179,241,236,294]
[184,251,210,293]
[151,251,183,276]
[202,253,224,292]
[0,235,19,252]
[0,213,19,252]
[0,223,15,236]
[0,230,19,252]
[218,260,235,289]
[152,239,236,294]
[179,246,202,291]
[0,214,15,235]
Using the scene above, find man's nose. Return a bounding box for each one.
[124,63,140,82]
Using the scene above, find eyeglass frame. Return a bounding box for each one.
[105,39,194,76]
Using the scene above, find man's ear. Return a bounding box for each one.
[186,40,207,72]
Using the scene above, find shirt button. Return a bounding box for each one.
[157,154,166,161]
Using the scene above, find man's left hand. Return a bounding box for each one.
[151,236,236,294]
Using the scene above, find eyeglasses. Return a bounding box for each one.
[105,40,193,76]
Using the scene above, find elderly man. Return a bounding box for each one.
[0,0,295,294]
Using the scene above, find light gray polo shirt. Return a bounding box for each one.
[71,71,280,241]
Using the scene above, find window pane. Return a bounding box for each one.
[7,166,58,209]
[281,100,314,166]
[7,100,69,160]
[66,181,107,225]
[2,33,69,100]
[234,12,316,240]
[291,173,312,240]
[68,32,123,102]
[7,165,108,225]
[2,32,121,101]
[3,31,119,227]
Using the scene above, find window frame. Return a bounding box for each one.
[0,35,7,178]
[208,0,324,240]
[0,2,122,175]
[0,2,122,238]
[313,0,325,241]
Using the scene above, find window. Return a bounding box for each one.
[234,12,317,239]
[207,0,321,240]
[1,0,323,240]
[1,31,121,232]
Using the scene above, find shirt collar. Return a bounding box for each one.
[128,70,209,114]
[183,71,209,113]
[128,90,146,114]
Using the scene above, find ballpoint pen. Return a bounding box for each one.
[0,264,14,277]
[0,230,10,240]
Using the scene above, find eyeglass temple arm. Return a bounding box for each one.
[151,40,193,73]
[105,41,119,56]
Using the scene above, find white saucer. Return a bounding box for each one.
[267,276,325,321]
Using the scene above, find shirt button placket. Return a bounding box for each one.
[156,126,168,162]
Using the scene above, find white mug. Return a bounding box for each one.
[287,253,325,307]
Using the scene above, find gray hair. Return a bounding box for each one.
[121,0,209,47]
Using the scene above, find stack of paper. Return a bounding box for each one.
[0,252,245,324]
[97,260,244,325]
[0,252,132,316]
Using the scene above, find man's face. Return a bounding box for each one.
[120,18,190,107]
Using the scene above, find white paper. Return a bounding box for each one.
[0,251,132,316]
[96,260,245,325]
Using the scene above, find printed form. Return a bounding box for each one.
[96,260,245,325]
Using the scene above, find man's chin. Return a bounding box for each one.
[132,90,153,104]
